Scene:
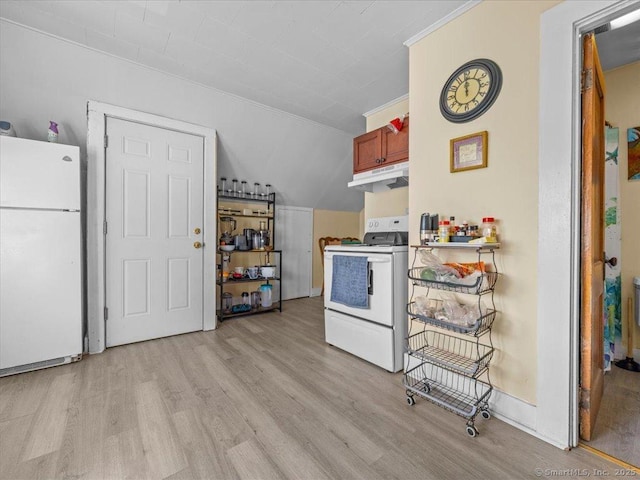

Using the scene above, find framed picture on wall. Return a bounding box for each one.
[450,131,488,173]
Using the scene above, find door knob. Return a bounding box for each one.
[194,227,201,235]
[605,256,617,267]
[194,241,202,249]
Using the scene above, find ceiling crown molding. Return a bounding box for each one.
[363,94,409,118]
[403,0,483,47]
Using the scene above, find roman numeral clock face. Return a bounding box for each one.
[439,59,502,123]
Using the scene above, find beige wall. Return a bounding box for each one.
[312,209,361,292]
[408,0,557,404]
[363,189,409,224]
[604,61,640,351]
[362,98,410,224]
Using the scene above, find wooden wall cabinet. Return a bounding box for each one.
[353,116,409,174]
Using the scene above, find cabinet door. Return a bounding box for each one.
[382,116,409,165]
[353,129,383,173]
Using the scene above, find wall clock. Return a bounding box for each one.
[439,58,502,123]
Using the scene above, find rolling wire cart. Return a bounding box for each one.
[403,243,499,437]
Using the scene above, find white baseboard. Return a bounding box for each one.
[310,287,322,297]
[489,389,572,449]
[489,388,536,431]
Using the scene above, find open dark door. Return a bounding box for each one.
[579,32,606,441]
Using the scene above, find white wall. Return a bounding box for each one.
[0,20,364,213]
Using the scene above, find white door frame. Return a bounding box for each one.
[87,101,217,354]
[539,0,639,449]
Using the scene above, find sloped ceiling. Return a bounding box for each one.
[1,2,638,213]
[0,0,472,135]
[0,0,481,213]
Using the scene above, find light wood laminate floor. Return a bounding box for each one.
[0,297,625,479]
[585,363,640,466]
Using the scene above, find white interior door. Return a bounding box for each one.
[274,206,312,300]
[105,118,204,347]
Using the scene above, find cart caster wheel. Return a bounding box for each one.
[466,426,479,437]
[481,410,491,420]
[406,396,415,406]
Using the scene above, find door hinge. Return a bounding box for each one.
[581,68,593,93]
[578,385,590,409]
[103,221,108,235]
[104,307,109,320]
[104,134,109,149]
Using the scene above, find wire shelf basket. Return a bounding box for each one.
[408,268,498,295]
[407,330,493,377]
[407,302,496,336]
[404,362,492,419]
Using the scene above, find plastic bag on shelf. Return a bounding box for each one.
[417,250,461,283]
[413,290,486,327]
[460,303,483,326]
[417,249,442,267]
[414,295,442,318]
[455,270,481,286]
[414,295,441,318]
[439,294,484,326]
[443,299,467,325]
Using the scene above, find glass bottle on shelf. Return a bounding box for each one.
[253,182,260,199]
[251,291,261,309]
[265,184,272,198]
[231,179,238,197]
[449,216,457,236]
[221,253,230,282]
[220,177,227,195]
[240,180,247,198]
[221,292,232,312]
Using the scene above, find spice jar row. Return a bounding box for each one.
[420,213,498,244]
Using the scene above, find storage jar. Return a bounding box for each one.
[438,220,450,243]
[481,217,497,240]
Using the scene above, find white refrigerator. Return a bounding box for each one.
[0,136,82,376]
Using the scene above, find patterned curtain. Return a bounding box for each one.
[604,127,622,371]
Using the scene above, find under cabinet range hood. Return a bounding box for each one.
[347,161,409,193]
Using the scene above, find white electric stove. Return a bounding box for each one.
[323,216,408,372]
